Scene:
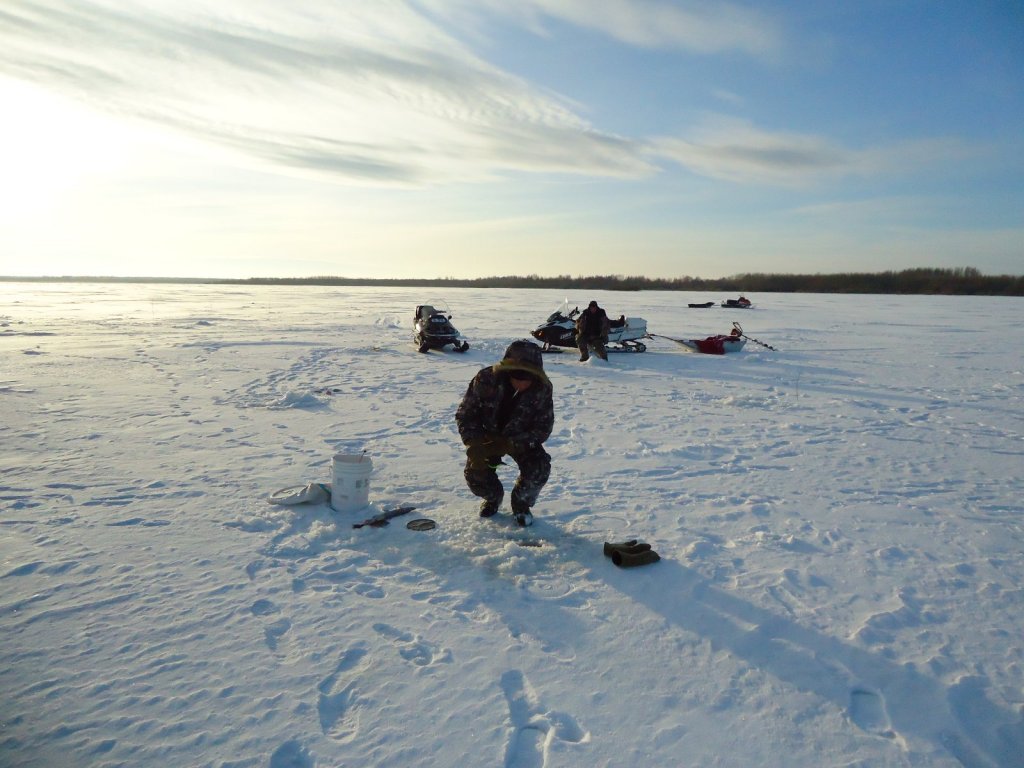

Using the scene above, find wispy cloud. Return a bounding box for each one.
[0,2,978,191]
[420,0,782,57]
[650,115,978,186]
[790,196,944,222]
[0,0,655,185]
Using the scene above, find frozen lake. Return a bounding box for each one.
[2,283,1022,767]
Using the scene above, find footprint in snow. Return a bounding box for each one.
[250,599,294,655]
[250,599,279,616]
[3,560,42,577]
[317,647,369,743]
[501,669,588,768]
[946,675,1024,765]
[106,517,170,527]
[264,618,292,652]
[268,739,313,768]
[373,622,452,668]
[849,688,896,738]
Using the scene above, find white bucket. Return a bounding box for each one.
[330,454,373,513]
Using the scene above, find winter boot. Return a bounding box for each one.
[511,500,534,527]
[479,499,500,518]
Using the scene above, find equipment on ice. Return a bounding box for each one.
[732,323,778,350]
[531,300,648,353]
[353,506,417,529]
[721,296,752,309]
[267,482,331,506]
[331,453,373,513]
[413,302,470,353]
[603,539,660,567]
[648,322,777,354]
[657,331,747,355]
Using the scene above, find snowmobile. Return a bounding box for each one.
[721,296,752,308]
[413,302,470,353]
[531,300,648,353]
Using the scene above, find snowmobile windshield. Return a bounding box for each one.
[545,299,577,323]
[423,299,453,317]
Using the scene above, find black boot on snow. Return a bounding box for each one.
[511,501,533,527]
[479,500,500,518]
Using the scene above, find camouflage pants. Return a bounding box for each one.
[464,445,551,512]
[577,336,608,360]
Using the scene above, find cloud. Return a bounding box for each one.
[420,0,782,57]
[650,116,978,186]
[0,0,655,185]
[789,196,942,222]
[0,2,971,191]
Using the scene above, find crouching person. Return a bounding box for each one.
[455,340,553,527]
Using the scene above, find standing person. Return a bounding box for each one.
[575,300,610,361]
[455,340,553,527]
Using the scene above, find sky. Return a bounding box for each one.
[0,1,1021,280]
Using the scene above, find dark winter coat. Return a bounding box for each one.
[576,307,610,341]
[455,360,554,452]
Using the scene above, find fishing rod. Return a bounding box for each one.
[732,322,778,351]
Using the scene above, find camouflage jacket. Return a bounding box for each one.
[576,308,610,341]
[455,360,553,450]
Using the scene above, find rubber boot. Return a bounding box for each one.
[611,549,661,568]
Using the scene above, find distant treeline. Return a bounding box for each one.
[4,268,1022,295]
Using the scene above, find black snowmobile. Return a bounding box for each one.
[413,303,469,353]
[531,300,648,353]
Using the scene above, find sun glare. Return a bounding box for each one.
[0,78,136,220]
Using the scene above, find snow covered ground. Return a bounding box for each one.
[1,283,1022,768]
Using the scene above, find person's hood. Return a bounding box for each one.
[491,358,551,388]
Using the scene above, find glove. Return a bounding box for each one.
[466,435,512,471]
[611,549,661,568]
[603,539,658,566]
[603,540,652,557]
